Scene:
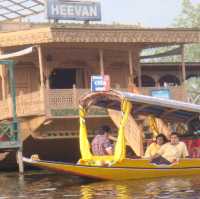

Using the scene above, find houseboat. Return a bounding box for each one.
[0,22,200,168]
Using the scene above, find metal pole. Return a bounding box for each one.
[7,61,24,174]
[8,61,17,120]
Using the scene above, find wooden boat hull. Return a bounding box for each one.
[23,157,200,180]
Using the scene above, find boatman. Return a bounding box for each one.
[150,132,189,164]
[91,125,113,156]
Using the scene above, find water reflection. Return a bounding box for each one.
[0,171,199,198]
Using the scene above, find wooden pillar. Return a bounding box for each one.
[136,53,142,87]
[17,150,24,174]
[99,49,104,76]
[0,49,6,100]
[128,50,134,83]
[37,46,45,88]
[138,63,142,88]
[181,44,186,82]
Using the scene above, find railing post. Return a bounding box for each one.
[40,86,46,113]
[73,84,77,108]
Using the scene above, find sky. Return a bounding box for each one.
[29,0,199,28]
[99,0,199,27]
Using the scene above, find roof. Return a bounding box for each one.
[0,0,44,21]
[80,90,200,123]
[0,25,200,47]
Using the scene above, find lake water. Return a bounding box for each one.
[0,171,200,199]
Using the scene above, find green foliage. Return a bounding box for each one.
[175,0,200,28]
[185,77,200,104]
[174,0,200,61]
[142,0,200,62]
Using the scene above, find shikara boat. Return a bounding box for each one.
[23,90,200,180]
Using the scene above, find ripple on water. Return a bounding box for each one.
[0,171,200,198]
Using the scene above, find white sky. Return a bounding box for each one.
[99,0,199,27]
[29,0,199,28]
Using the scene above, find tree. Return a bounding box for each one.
[174,0,200,62]
[142,0,200,62]
[175,0,200,28]
[185,77,200,104]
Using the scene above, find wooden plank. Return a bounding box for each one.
[108,109,144,157]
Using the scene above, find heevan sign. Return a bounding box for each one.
[47,0,101,21]
[91,75,110,92]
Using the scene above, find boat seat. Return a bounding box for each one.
[183,139,200,158]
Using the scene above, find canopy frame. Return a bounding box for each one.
[0,0,44,21]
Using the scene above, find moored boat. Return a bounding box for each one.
[23,90,200,180]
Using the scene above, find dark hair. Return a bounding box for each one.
[95,129,104,135]
[170,132,180,137]
[101,125,111,133]
[156,133,168,143]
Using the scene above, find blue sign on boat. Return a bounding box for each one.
[151,89,170,99]
[91,75,110,92]
[47,0,101,21]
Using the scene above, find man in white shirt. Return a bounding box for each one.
[151,132,189,165]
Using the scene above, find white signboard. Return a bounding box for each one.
[47,0,101,21]
[91,75,110,92]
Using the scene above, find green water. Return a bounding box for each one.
[0,171,200,198]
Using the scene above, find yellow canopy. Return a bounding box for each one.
[79,98,132,166]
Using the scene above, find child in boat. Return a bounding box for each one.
[151,132,189,165]
[144,134,168,158]
[91,125,113,156]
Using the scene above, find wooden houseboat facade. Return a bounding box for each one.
[0,22,200,167]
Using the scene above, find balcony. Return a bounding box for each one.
[46,85,188,118]
[0,86,188,120]
[0,89,45,120]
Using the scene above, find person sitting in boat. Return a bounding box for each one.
[91,125,113,156]
[144,134,168,158]
[150,132,189,165]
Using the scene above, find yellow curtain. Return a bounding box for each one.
[79,99,132,165]
[79,105,92,160]
[148,115,159,138]
[114,100,132,162]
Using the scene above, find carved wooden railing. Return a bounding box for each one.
[46,88,90,117]
[0,100,10,120]
[0,85,188,120]
[16,89,45,116]
[0,89,45,120]
[46,85,188,118]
